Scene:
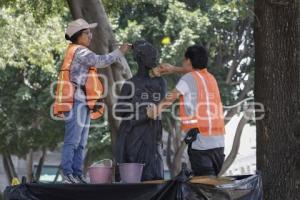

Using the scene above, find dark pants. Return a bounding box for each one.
[188,147,225,176]
[185,128,225,176]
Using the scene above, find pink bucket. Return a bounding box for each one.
[118,163,145,183]
[88,160,113,184]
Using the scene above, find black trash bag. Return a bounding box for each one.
[4,184,39,200]
[115,41,167,181]
[152,167,263,200]
[152,163,231,200]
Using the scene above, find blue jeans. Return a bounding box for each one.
[61,98,90,176]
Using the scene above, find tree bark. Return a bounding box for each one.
[52,167,60,183]
[165,117,187,177]
[254,0,300,199]
[2,152,18,183]
[172,141,187,176]
[35,148,47,181]
[166,128,174,176]
[26,149,33,182]
[67,0,132,157]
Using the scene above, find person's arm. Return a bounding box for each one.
[151,63,189,77]
[76,43,131,68]
[167,65,188,74]
[147,88,181,119]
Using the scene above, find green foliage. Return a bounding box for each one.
[0,9,66,156]
[0,0,68,23]
[102,0,136,14]
[0,9,66,71]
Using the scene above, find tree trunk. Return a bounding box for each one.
[165,117,187,177]
[2,152,18,183]
[254,0,300,199]
[52,168,60,183]
[35,148,47,181]
[67,0,132,157]
[172,142,187,176]
[166,137,187,177]
[26,149,34,182]
[166,128,175,176]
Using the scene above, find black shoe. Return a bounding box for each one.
[74,175,88,184]
[62,174,79,184]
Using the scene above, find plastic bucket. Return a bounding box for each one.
[88,159,113,184]
[118,163,145,183]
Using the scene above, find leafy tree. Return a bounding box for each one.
[0,0,67,22]
[0,8,66,181]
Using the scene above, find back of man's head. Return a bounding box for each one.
[185,45,208,69]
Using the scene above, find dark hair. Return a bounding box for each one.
[184,45,208,69]
[65,29,87,43]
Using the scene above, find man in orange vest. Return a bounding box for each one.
[147,45,225,176]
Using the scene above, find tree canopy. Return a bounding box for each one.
[0,8,66,157]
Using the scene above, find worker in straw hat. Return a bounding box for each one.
[53,18,131,184]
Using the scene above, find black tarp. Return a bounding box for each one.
[4,172,262,200]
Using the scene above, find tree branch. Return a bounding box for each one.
[224,77,253,124]
[219,106,254,176]
[172,141,187,176]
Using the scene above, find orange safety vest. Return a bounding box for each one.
[179,69,225,136]
[53,44,104,120]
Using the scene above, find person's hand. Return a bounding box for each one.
[150,63,174,77]
[147,104,158,119]
[119,43,132,54]
[151,67,162,77]
[159,63,173,74]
